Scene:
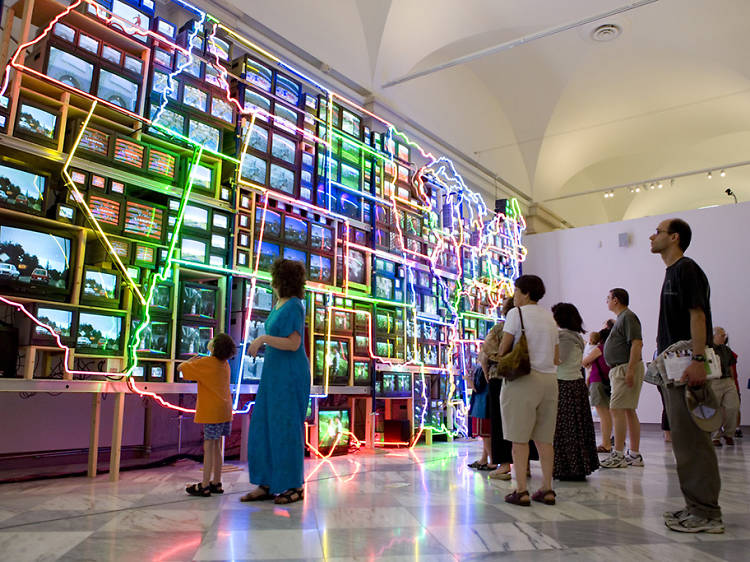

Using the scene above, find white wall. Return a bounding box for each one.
[524,201,750,424]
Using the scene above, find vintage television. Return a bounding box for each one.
[314,337,350,386]
[187,119,221,153]
[283,246,306,266]
[396,373,412,397]
[30,305,77,347]
[74,122,113,159]
[274,73,301,106]
[240,56,273,92]
[85,192,123,232]
[246,123,269,153]
[283,214,308,247]
[181,203,210,234]
[0,163,48,216]
[153,17,177,40]
[80,266,121,308]
[345,249,367,288]
[269,163,295,196]
[340,138,361,164]
[317,409,351,456]
[206,33,231,62]
[148,282,172,313]
[97,69,140,113]
[252,284,274,312]
[76,311,125,356]
[177,323,214,357]
[179,237,207,264]
[180,282,218,323]
[255,207,282,239]
[99,42,123,66]
[55,203,76,224]
[109,0,151,44]
[133,241,158,269]
[272,103,299,135]
[122,199,166,243]
[271,131,297,165]
[147,363,166,381]
[149,105,183,141]
[210,97,234,125]
[257,241,280,273]
[341,109,361,139]
[44,45,95,93]
[240,153,267,186]
[0,225,72,299]
[353,360,371,386]
[147,147,179,180]
[310,223,334,254]
[308,254,332,285]
[14,100,59,148]
[190,163,214,193]
[132,319,170,355]
[182,83,208,113]
[112,136,146,170]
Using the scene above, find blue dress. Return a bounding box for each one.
[248,297,311,494]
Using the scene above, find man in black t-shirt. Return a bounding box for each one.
[650,218,723,534]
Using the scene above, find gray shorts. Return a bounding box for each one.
[589,381,610,408]
[500,370,558,443]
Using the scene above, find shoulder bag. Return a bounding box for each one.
[493,308,531,381]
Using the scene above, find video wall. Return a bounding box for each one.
[0,0,527,435]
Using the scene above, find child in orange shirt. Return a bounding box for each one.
[178,333,237,497]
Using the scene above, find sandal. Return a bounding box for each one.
[504,490,530,506]
[531,489,556,505]
[186,483,211,497]
[274,487,304,504]
[488,468,512,480]
[596,445,611,453]
[477,464,496,471]
[467,460,484,469]
[239,485,273,502]
[209,482,224,494]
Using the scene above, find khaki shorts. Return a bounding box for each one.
[589,381,610,408]
[609,362,644,410]
[500,370,558,443]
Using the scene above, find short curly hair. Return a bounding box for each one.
[211,333,237,361]
[271,258,306,298]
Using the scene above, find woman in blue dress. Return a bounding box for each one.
[240,259,310,504]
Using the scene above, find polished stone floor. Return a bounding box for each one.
[0,427,748,561]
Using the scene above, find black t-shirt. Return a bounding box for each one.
[714,344,737,378]
[656,256,713,354]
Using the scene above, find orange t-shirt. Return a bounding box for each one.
[179,356,233,424]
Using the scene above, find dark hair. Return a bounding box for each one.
[598,327,611,342]
[609,288,629,306]
[514,274,545,302]
[667,218,692,251]
[211,333,237,361]
[271,258,306,298]
[551,302,585,333]
[501,296,515,316]
[605,318,615,330]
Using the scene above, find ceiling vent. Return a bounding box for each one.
[590,23,622,42]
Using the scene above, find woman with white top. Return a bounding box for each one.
[551,303,599,481]
[495,275,560,506]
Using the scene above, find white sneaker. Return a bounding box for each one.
[625,450,644,467]
[665,513,725,534]
[599,451,628,468]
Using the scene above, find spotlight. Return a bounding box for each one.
[707,171,713,179]
[603,192,609,198]
[720,170,726,177]
[657,182,663,189]
[635,187,640,193]
[670,179,675,187]
[649,183,655,190]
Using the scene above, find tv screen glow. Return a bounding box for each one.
[207,36,230,61]
[354,362,369,384]
[274,75,300,105]
[77,33,99,55]
[271,134,296,164]
[183,84,207,112]
[247,125,268,152]
[79,127,110,156]
[98,69,138,113]
[124,55,143,75]
[347,250,366,285]
[52,22,75,42]
[258,241,279,271]
[123,201,163,241]
[183,285,216,318]
[244,60,272,91]
[243,91,270,121]
[283,246,306,264]
[35,307,73,338]
[273,104,297,133]
[212,213,228,230]
[241,154,266,184]
[317,410,350,450]
[110,0,150,43]
[89,195,120,226]
[211,98,233,123]
[340,163,360,190]
[183,205,208,230]
[309,254,331,283]
[17,103,57,139]
[77,312,123,352]
[269,164,294,194]
[181,238,206,263]
[211,234,225,250]
[0,163,46,214]
[255,209,281,238]
[101,45,122,65]
[310,224,333,253]
[148,150,176,178]
[153,47,172,69]
[188,120,219,152]
[47,47,94,92]
[191,164,212,191]
[83,269,118,299]
[150,107,183,138]
[113,138,144,168]
[315,339,349,382]
[179,324,213,356]
[135,320,169,354]
[0,226,71,290]
[284,216,307,246]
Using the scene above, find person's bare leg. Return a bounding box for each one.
[212,438,223,485]
[611,409,627,452]
[535,441,554,492]
[512,442,529,491]
[596,405,612,449]
[625,409,641,452]
[202,439,215,488]
[481,437,496,467]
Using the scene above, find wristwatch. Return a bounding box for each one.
[691,353,706,363]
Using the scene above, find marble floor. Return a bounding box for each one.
[0,427,748,561]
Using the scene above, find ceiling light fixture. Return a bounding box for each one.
[707,171,713,179]
[657,182,663,189]
[635,186,640,193]
[720,169,726,177]
[649,183,655,190]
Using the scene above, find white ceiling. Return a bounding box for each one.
[214,0,750,226]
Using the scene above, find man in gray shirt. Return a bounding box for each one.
[600,288,645,469]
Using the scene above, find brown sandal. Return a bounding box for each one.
[531,489,556,505]
[274,487,304,504]
[240,485,272,502]
[504,490,530,506]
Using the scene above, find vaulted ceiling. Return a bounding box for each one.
[207,0,750,227]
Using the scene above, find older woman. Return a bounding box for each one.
[492,275,559,506]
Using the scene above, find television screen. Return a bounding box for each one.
[35,307,73,339]
[181,238,206,263]
[269,164,294,194]
[191,164,212,191]
[89,195,121,226]
[150,107,183,140]
[207,36,230,61]
[134,319,169,354]
[134,243,156,267]
[283,246,306,264]
[16,103,57,140]
[82,269,119,302]
[375,276,394,300]
[309,254,331,284]
[314,338,349,383]
[77,312,123,352]
[179,324,214,356]
[210,97,233,124]
[283,216,307,246]
[240,154,266,184]
[210,234,225,250]
[78,126,111,156]
[110,0,150,43]
[148,149,176,178]
[47,47,94,92]
[340,163,360,190]
[151,284,171,309]
[247,125,268,153]
[273,104,298,133]
[182,84,207,112]
[153,47,172,69]
[243,91,270,121]
[347,250,366,285]
[52,22,76,43]
[113,137,144,168]
[101,44,122,66]
[182,284,217,319]
[90,174,106,190]
[149,365,165,380]
[258,241,279,271]
[274,75,300,105]
[0,226,71,291]
[255,209,281,238]
[271,134,296,164]
[205,65,222,87]
[155,17,176,39]
[340,139,360,163]
[342,110,361,138]
[183,204,209,230]
[244,59,272,91]
[57,205,75,222]
[310,224,333,253]
[77,33,99,55]
[353,361,369,385]
[188,120,219,152]
[123,201,164,241]
[252,285,273,312]
[317,410,350,453]
[124,55,143,75]
[0,163,46,215]
[98,69,139,112]
[126,265,140,283]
